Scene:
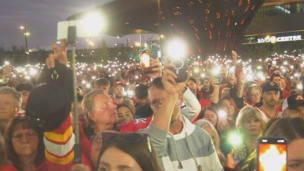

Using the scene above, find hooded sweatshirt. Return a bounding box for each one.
[139,116,223,171]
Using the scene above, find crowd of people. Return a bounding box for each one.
[0,41,304,171]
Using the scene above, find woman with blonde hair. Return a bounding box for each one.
[231,106,266,170]
[244,85,261,106]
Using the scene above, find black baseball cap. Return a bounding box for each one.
[282,94,304,111]
[262,81,280,92]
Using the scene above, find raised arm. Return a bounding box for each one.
[181,87,201,120]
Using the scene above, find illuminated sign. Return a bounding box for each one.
[258,35,302,43]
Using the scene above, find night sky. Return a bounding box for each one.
[0,0,156,51]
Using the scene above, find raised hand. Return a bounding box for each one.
[147,58,162,79]
[46,40,68,69]
[238,72,245,85]
[162,59,186,96]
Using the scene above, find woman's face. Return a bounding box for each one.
[287,139,304,171]
[243,117,262,137]
[248,88,261,104]
[12,128,39,157]
[202,110,218,126]
[220,99,235,117]
[98,147,142,171]
[117,106,133,124]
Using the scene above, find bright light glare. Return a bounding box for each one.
[259,145,286,171]
[4,61,9,65]
[167,40,186,58]
[229,132,242,146]
[127,90,134,97]
[246,74,253,81]
[29,68,37,76]
[80,12,106,35]
[229,67,235,73]
[218,110,226,118]
[297,84,303,90]
[86,83,91,89]
[194,68,199,73]
[212,67,221,75]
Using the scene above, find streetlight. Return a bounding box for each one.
[20,26,30,64]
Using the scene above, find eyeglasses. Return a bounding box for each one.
[12,131,37,141]
[92,131,152,153]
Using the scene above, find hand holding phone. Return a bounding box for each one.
[218,110,228,126]
[169,57,188,82]
[140,51,153,74]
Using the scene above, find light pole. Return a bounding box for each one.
[20,26,30,64]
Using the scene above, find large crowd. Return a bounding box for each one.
[0,42,304,171]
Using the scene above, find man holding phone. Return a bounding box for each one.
[139,62,223,171]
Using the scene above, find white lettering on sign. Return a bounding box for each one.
[257,35,302,43]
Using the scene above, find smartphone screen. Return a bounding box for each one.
[218,110,228,126]
[140,51,150,68]
[257,137,287,171]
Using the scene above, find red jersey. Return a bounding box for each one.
[118,117,153,133]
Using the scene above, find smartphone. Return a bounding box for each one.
[218,110,228,126]
[140,51,153,74]
[257,137,287,171]
[212,67,222,85]
[169,58,188,82]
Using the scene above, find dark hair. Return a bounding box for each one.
[135,84,148,100]
[117,100,136,115]
[97,133,163,171]
[196,106,219,123]
[15,82,34,92]
[94,78,110,89]
[269,73,281,82]
[265,117,304,142]
[148,77,164,90]
[188,77,197,84]
[219,96,239,114]
[4,116,45,170]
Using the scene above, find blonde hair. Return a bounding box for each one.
[236,106,266,136]
[195,119,220,151]
[195,119,226,164]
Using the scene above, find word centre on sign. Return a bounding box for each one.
[258,35,302,43]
